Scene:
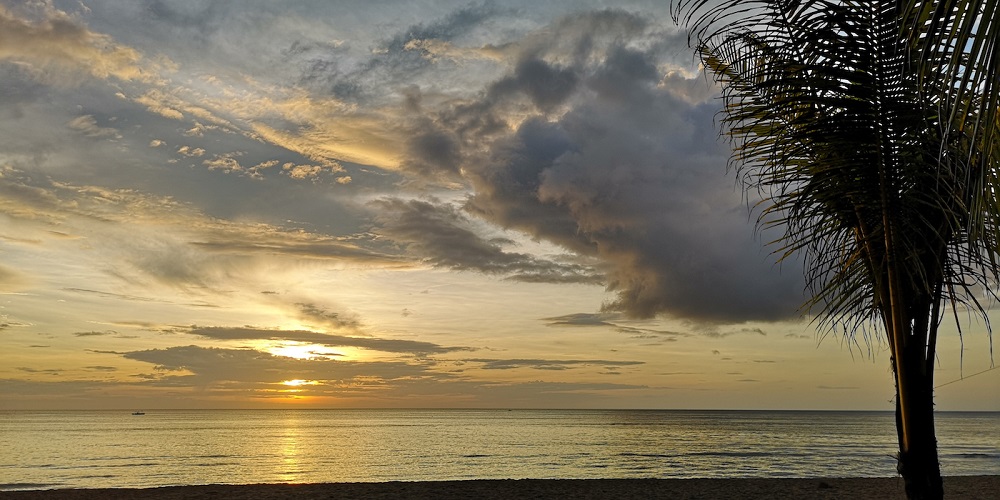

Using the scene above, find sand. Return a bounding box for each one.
[2,476,997,500]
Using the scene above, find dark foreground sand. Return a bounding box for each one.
[2,477,997,500]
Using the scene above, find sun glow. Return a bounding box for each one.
[281,379,319,387]
[267,343,339,360]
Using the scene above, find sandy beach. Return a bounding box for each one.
[3,476,997,500]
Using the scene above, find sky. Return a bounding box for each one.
[0,0,996,411]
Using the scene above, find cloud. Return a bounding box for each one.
[293,303,361,331]
[0,169,406,297]
[371,197,602,284]
[785,333,812,340]
[695,326,768,339]
[393,9,805,323]
[493,57,580,112]
[73,330,117,337]
[0,3,148,83]
[66,115,120,139]
[17,367,64,374]
[202,153,244,174]
[176,145,205,157]
[187,326,470,355]
[466,358,643,371]
[543,313,617,327]
[63,288,161,303]
[316,1,511,101]
[0,357,649,408]
[121,345,435,385]
[84,365,118,372]
[543,312,688,341]
[116,345,659,408]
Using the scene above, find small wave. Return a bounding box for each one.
[623,465,654,471]
[685,451,775,458]
[0,483,62,491]
[947,453,998,459]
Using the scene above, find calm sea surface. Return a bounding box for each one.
[1,410,997,491]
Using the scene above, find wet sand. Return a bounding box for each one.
[3,476,998,500]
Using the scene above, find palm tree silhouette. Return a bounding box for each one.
[672,2,1000,498]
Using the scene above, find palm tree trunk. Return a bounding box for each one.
[892,325,944,499]
[879,149,945,499]
[895,375,943,498]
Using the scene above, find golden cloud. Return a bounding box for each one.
[0,5,150,84]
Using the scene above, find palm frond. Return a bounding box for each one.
[674,1,1000,338]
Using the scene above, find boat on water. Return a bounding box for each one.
[131,411,145,415]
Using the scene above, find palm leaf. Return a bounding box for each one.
[674,1,1000,338]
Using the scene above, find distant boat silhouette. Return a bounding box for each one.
[131,411,145,415]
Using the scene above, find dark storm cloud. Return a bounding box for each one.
[492,57,579,112]
[397,9,806,324]
[187,326,470,355]
[371,197,602,284]
[401,125,464,179]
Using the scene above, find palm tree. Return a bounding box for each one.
[671,2,1000,499]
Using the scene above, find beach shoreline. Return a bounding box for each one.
[3,476,998,499]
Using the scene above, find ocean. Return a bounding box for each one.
[1,409,997,491]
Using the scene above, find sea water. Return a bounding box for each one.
[1,409,997,490]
